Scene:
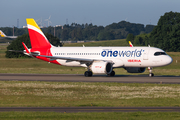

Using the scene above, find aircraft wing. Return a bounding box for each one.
[37,55,95,63]
[7,36,18,39]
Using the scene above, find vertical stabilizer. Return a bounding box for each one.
[0,30,7,37]
[26,18,52,49]
[129,41,133,47]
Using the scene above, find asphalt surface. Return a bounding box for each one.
[0,73,180,113]
[0,73,180,84]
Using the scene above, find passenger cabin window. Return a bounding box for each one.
[154,52,166,56]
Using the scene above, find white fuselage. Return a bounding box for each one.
[0,36,17,39]
[50,46,172,68]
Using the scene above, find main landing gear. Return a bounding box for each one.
[148,67,154,77]
[84,64,93,77]
[84,71,93,77]
[84,70,115,77]
[108,70,115,76]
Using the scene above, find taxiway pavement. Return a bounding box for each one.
[0,73,179,84]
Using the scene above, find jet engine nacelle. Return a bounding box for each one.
[91,62,112,74]
[125,67,146,73]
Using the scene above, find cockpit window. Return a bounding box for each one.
[154,52,167,56]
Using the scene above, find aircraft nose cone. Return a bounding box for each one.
[166,56,173,65]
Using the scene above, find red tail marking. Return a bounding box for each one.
[28,29,51,49]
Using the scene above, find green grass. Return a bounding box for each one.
[0,112,180,120]
[1,81,180,107]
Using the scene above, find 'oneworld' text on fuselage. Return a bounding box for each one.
[101,49,144,57]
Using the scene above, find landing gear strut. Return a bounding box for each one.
[148,67,154,77]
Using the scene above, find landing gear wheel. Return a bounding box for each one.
[108,70,115,76]
[148,67,154,77]
[149,73,154,77]
[84,71,93,77]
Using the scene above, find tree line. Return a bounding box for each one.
[0,21,154,41]
[126,11,180,52]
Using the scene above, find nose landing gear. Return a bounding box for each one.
[148,67,154,77]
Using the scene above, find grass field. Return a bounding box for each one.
[0,81,180,119]
[0,112,180,120]
[1,81,180,107]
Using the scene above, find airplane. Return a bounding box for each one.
[0,30,17,39]
[13,18,173,77]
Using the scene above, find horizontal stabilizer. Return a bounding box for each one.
[22,42,30,54]
[8,50,24,53]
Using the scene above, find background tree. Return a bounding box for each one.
[6,34,31,58]
[133,33,150,46]
[149,11,180,51]
[145,25,155,33]
[61,29,69,40]
[44,33,63,47]
[126,33,135,43]
[97,30,114,40]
